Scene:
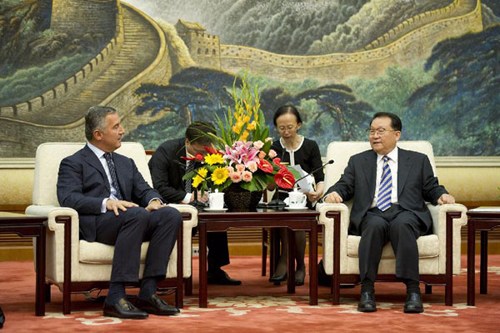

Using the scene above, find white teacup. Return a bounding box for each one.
[208,191,225,210]
[288,189,307,208]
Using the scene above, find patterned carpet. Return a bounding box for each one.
[0,255,498,332]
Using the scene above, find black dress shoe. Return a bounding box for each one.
[136,294,180,316]
[357,291,377,312]
[269,273,287,285]
[404,292,424,313]
[0,305,5,328]
[208,269,242,285]
[103,298,148,319]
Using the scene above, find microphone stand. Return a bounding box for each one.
[293,159,335,184]
[267,188,286,208]
[267,159,334,208]
[191,188,208,209]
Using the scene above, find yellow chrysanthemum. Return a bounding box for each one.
[211,167,229,185]
[192,175,203,188]
[191,167,208,188]
[204,153,224,165]
[197,167,208,178]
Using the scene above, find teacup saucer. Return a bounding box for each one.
[203,207,228,212]
[284,206,308,211]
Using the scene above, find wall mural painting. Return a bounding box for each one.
[0,0,498,158]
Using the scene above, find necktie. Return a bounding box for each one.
[104,152,123,200]
[376,156,392,211]
[185,161,194,193]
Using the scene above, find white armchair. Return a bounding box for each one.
[317,141,467,305]
[25,142,198,314]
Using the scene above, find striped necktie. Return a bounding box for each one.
[104,152,123,200]
[376,156,392,211]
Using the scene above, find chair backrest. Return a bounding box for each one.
[324,141,436,190]
[32,142,151,206]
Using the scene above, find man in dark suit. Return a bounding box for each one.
[57,106,182,319]
[323,112,455,313]
[149,122,241,285]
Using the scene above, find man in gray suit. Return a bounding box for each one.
[57,106,182,319]
[323,112,455,313]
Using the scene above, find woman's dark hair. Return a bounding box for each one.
[273,105,303,126]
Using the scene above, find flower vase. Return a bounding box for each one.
[223,184,262,212]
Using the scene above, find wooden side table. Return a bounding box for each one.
[197,209,319,308]
[467,207,500,306]
[0,214,47,316]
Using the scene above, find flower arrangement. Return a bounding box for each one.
[183,77,297,194]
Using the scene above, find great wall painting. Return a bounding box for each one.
[0,0,498,158]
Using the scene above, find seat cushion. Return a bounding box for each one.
[346,234,439,259]
[79,240,150,264]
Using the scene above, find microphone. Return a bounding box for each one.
[175,159,207,208]
[294,159,334,184]
[266,159,334,208]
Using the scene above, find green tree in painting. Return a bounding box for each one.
[134,68,239,124]
[405,26,499,156]
[130,68,240,148]
[130,68,376,153]
[292,84,373,142]
[135,83,211,125]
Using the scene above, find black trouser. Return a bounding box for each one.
[357,204,427,283]
[95,206,182,282]
[191,228,230,271]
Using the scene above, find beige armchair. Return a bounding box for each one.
[25,142,198,314]
[316,141,467,305]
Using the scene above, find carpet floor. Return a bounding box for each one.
[0,255,498,332]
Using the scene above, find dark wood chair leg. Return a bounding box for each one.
[425,284,432,294]
[185,276,193,296]
[270,229,281,278]
[445,281,453,306]
[45,283,51,303]
[62,286,71,314]
[176,278,184,308]
[444,211,460,306]
[262,229,268,276]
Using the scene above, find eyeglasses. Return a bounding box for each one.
[278,125,298,132]
[366,128,396,136]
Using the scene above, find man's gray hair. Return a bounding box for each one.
[85,106,117,141]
